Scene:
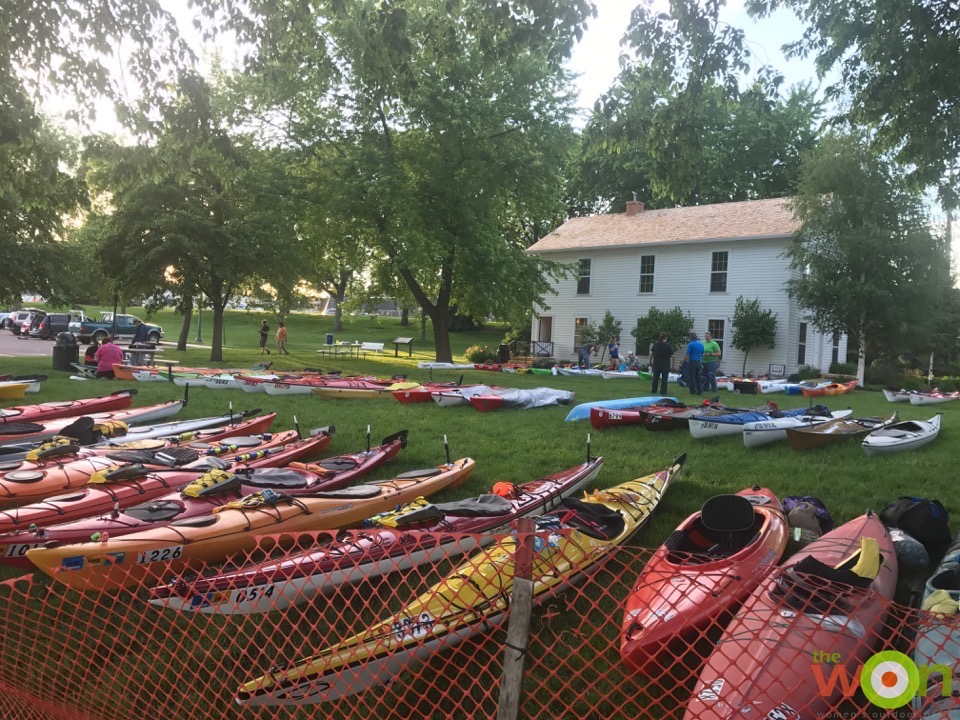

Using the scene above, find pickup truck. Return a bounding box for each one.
[69,313,164,345]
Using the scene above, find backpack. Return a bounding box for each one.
[880,497,951,551]
[782,496,834,533]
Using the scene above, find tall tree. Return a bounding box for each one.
[747,0,960,207]
[729,296,778,375]
[87,75,282,361]
[785,133,945,386]
[195,0,590,361]
[1,1,191,299]
[579,0,801,207]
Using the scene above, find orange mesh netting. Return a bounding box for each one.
[0,529,956,720]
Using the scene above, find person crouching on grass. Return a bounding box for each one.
[94,337,124,379]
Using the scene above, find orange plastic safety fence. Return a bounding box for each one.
[0,529,957,720]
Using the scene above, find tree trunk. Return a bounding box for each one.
[741,349,750,376]
[210,304,226,362]
[420,311,427,341]
[400,307,409,326]
[856,324,867,388]
[929,350,935,387]
[177,297,193,352]
[431,309,453,362]
[333,299,344,332]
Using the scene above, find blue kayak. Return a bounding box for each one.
[564,396,677,422]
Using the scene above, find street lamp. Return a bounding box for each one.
[195,295,203,343]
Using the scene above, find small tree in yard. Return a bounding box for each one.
[730,296,778,375]
[631,307,694,357]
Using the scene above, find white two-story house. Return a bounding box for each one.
[525,197,846,376]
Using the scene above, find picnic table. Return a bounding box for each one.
[317,342,362,359]
[124,345,163,367]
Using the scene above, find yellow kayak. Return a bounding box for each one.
[27,457,476,593]
[0,382,30,400]
[312,382,421,400]
[236,454,684,707]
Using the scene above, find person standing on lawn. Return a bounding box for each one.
[683,332,704,395]
[607,336,621,370]
[259,320,271,355]
[702,331,722,393]
[578,340,596,369]
[648,333,673,395]
[131,318,150,346]
[275,322,289,355]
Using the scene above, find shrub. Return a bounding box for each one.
[829,361,857,376]
[531,356,556,369]
[464,344,498,363]
[787,365,822,382]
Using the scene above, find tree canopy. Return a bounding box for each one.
[785,132,947,385]
[747,0,960,207]
[631,307,694,357]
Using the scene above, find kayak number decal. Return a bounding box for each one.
[137,545,184,564]
[391,611,434,642]
[4,543,44,558]
[234,584,277,605]
[700,422,719,430]
[607,412,622,420]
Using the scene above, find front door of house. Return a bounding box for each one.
[538,316,553,343]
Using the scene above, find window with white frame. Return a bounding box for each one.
[707,319,725,356]
[832,332,840,366]
[798,323,807,366]
[710,251,728,292]
[574,317,589,351]
[639,255,655,293]
[576,259,591,295]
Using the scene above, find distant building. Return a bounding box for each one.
[525,198,846,375]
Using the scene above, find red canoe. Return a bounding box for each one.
[0,390,137,425]
[148,454,604,614]
[0,430,331,553]
[684,513,897,719]
[620,487,788,675]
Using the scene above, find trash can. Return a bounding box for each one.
[496,343,510,364]
[325,333,335,346]
[52,332,79,372]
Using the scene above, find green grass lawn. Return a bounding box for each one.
[0,343,952,719]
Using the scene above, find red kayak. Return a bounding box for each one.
[0,430,407,569]
[0,390,137,425]
[684,513,897,719]
[148,453,604,614]
[470,395,505,412]
[0,413,278,507]
[591,399,737,431]
[621,487,788,674]
[0,430,332,553]
[0,399,184,447]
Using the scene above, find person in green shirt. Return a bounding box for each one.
[702,331,722,392]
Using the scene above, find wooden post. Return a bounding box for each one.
[496,516,536,720]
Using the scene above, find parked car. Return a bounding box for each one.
[30,312,76,340]
[12,310,44,336]
[5,309,40,333]
[68,312,163,344]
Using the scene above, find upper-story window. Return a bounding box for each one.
[710,251,728,292]
[639,255,655,293]
[577,259,591,295]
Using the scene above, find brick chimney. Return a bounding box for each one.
[625,192,644,216]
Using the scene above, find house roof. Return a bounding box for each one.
[526,197,799,254]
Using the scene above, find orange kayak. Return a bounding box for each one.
[27,457,476,592]
[801,379,858,397]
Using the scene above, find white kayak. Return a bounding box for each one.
[431,391,471,408]
[882,388,914,403]
[555,367,603,377]
[417,362,475,370]
[862,414,942,456]
[261,380,317,396]
[199,374,244,391]
[756,379,791,394]
[743,409,854,448]
[600,370,639,379]
[910,392,960,406]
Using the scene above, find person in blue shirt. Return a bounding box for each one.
[683,332,704,395]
